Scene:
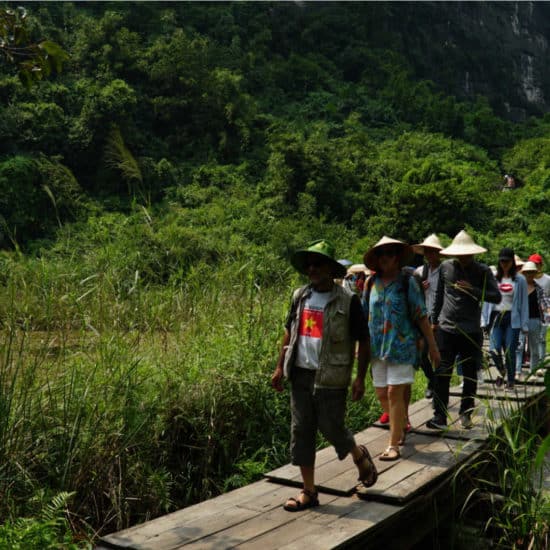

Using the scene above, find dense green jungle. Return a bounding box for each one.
[1,2,550,547]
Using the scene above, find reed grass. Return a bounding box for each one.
[0,230,470,545]
[0,247,384,543]
[454,358,550,549]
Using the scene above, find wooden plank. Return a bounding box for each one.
[412,397,487,440]
[265,499,399,550]
[310,429,392,494]
[483,365,546,386]
[266,396,491,498]
[182,491,400,549]
[100,376,546,550]
[368,439,485,503]
[451,380,545,402]
[103,506,260,550]
[264,425,384,486]
[181,490,342,549]
[311,430,413,495]
[99,480,279,548]
[355,433,483,503]
[264,426,389,494]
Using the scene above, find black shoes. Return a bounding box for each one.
[460,413,473,429]
[426,415,447,430]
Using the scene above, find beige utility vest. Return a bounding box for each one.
[283,284,354,389]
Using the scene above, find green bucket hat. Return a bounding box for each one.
[291,240,347,278]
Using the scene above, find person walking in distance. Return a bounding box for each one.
[518,261,550,374]
[483,248,528,390]
[527,253,550,372]
[413,234,444,399]
[427,230,501,430]
[271,240,377,512]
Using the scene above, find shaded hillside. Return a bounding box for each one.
[0,2,549,257]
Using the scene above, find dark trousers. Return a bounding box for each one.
[290,367,355,466]
[433,329,483,417]
[419,336,435,389]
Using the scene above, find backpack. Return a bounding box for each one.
[420,263,429,285]
[363,270,425,367]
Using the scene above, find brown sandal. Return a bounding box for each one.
[379,445,400,461]
[283,488,319,512]
[398,429,407,446]
[354,444,378,487]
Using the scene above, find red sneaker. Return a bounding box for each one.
[378,412,390,424]
[405,421,411,432]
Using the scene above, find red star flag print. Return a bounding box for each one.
[299,308,323,338]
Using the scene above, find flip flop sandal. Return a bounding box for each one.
[354,444,378,487]
[379,445,401,461]
[283,489,319,512]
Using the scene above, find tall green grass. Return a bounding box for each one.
[0,241,383,543]
[455,364,550,549]
[0,205,427,545]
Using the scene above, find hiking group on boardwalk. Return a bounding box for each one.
[271,230,550,511]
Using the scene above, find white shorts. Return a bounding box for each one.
[371,359,414,387]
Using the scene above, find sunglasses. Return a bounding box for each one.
[306,258,329,268]
[375,247,400,258]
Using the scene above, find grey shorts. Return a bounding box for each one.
[290,367,355,466]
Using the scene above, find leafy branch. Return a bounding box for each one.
[0,6,68,86]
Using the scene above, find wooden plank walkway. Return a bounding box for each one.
[98,379,547,550]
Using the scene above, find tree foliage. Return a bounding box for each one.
[0,6,68,86]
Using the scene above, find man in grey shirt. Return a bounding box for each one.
[426,231,501,430]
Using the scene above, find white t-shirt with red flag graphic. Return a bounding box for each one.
[495,277,514,312]
[295,291,331,370]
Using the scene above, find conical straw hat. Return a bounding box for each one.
[363,236,413,271]
[440,230,487,256]
[514,254,524,267]
[412,233,443,254]
[347,263,371,275]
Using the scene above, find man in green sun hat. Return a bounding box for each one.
[271,239,377,512]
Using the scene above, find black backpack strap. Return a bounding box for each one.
[422,262,429,282]
[401,271,420,325]
[361,275,374,316]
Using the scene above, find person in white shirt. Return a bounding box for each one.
[413,234,443,399]
[486,248,528,390]
[271,240,377,512]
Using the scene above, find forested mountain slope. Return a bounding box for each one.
[1,1,550,262]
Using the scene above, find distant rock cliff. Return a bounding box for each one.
[386,1,550,119]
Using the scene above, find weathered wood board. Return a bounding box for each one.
[482,364,547,386]
[450,379,545,401]
[98,383,547,550]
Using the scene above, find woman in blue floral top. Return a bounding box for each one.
[363,237,440,461]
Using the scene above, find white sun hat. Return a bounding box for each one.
[521,261,538,273]
[440,230,487,256]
